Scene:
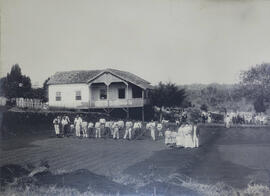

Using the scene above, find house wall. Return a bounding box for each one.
[91,72,124,85]
[48,84,90,108]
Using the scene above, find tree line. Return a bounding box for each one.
[1,63,270,114]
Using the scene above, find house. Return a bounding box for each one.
[47,68,153,120]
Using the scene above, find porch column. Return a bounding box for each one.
[89,83,92,108]
[142,106,145,122]
[106,82,110,107]
[126,83,129,105]
[142,90,145,106]
[142,90,145,122]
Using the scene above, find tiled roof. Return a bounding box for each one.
[47,68,153,89]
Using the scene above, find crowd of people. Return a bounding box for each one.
[165,121,199,148]
[53,115,159,140]
[199,111,269,127]
[52,110,269,149]
[224,112,268,128]
[52,115,200,149]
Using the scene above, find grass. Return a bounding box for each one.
[2,176,270,196]
[2,126,270,195]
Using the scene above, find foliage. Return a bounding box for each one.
[149,82,186,121]
[200,104,208,111]
[150,82,186,108]
[42,77,50,102]
[240,63,270,112]
[3,64,32,98]
[2,64,49,101]
[0,77,5,96]
[186,107,202,123]
[183,83,247,112]
[254,95,266,113]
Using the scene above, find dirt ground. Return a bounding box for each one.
[1,125,270,195]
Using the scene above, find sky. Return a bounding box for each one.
[1,0,270,86]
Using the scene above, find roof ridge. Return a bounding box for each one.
[48,68,153,89]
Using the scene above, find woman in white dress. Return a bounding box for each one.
[176,124,185,147]
[192,123,199,148]
[171,131,177,146]
[225,115,231,128]
[183,123,194,148]
[164,128,172,146]
[74,115,82,137]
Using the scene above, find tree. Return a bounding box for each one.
[254,95,266,113]
[200,104,208,112]
[240,63,270,112]
[3,64,32,98]
[149,82,186,121]
[42,77,50,102]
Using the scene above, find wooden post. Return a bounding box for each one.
[127,107,129,120]
[127,83,129,104]
[142,106,145,122]
[89,83,92,108]
[106,84,109,107]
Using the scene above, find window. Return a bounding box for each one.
[100,89,107,100]
[75,91,81,100]
[55,92,61,101]
[118,88,125,99]
[132,86,142,98]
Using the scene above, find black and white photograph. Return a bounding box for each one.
[1,0,270,195]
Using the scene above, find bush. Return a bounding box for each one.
[1,109,111,135]
[200,104,208,112]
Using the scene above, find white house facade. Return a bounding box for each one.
[47,68,153,112]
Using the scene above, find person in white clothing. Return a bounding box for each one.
[53,116,61,137]
[225,115,231,128]
[113,123,120,139]
[176,124,185,147]
[105,121,113,136]
[207,114,212,124]
[150,121,156,141]
[191,123,199,148]
[88,122,94,138]
[183,123,194,148]
[170,131,177,146]
[95,122,101,138]
[74,115,82,138]
[99,118,106,124]
[164,128,172,146]
[81,120,88,138]
[124,121,133,140]
[133,121,142,138]
[157,123,163,138]
[61,116,68,137]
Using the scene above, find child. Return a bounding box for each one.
[157,123,163,137]
[164,128,172,146]
[88,122,94,138]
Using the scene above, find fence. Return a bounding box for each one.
[0,96,7,106]
[16,98,47,109]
